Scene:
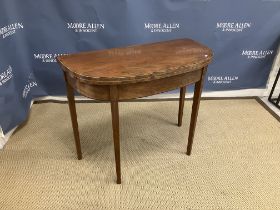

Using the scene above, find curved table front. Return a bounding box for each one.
[57,39,213,184]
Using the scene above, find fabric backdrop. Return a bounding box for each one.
[0,0,280,139]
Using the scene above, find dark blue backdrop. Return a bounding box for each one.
[1,0,280,137]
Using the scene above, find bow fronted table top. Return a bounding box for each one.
[57,39,213,85]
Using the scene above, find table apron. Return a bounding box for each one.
[65,68,203,101]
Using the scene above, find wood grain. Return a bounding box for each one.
[117,70,201,100]
[178,86,187,127]
[57,39,212,85]
[65,69,201,101]
[186,67,207,155]
[63,72,82,160]
[110,86,121,184]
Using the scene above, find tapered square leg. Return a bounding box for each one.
[110,86,121,184]
[63,72,82,160]
[178,86,186,127]
[186,68,206,155]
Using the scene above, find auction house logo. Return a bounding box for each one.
[216,22,251,32]
[34,53,68,63]
[144,22,180,33]
[22,74,38,99]
[208,75,239,84]
[67,22,105,33]
[242,50,274,59]
[0,23,24,39]
[175,46,210,56]
[107,48,141,57]
[0,65,13,86]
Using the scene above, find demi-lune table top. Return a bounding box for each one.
[57,39,213,85]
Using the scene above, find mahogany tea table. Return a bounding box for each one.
[57,39,213,184]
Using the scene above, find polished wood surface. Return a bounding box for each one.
[58,39,213,184]
[187,67,207,155]
[64,67,201,101]
[117,70,200,100]
[63,72,82,160]
[109,86,121,184]
[178,86,186,127]
[57,39,212,85]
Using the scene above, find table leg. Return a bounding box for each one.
[186,68,206,156]
[178,86,186,127]
[63,72,82,160]
[110,86,121,184]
